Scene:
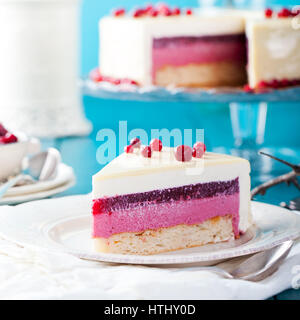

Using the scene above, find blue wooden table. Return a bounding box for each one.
[42,95,300,300]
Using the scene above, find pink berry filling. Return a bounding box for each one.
[92,178,240,238]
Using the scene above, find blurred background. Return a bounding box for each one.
[1,0,299,205]
[77,0,300,194]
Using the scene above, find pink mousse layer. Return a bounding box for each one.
[93,193,240,239]
[152,35,246,79]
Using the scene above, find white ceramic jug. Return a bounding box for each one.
[0,0,91,137]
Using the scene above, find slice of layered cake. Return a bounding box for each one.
[92,139,252,255]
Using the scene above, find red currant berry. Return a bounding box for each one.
[257,80,268,88]
[243,84,253,93]
[149,9,158,17]
[192,147,205,159]
[130,137,141,148]
[150,139,162,152]
[264,8,273,18]
[174,145,192,162]
[277,8,291,18]
[172,7,180,15]
[90,68,103,82]
[145,4,153,13]
[1,133,18,144]
[160,7,172,16]
[133,9,145,18]
[141,146,152,158]
[193,142,206,153]
[124,145,134,153]
[113,8,125,17]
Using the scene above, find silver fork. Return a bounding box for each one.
[199,240,293,281]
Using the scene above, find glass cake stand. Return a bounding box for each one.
[81,79,300,185]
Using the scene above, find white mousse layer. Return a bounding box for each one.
[92,149,252,233]
[247,18,300,87]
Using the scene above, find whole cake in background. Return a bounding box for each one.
[96,4,300,90]
[92,139,252,255]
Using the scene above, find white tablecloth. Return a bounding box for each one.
[0,235,300,300]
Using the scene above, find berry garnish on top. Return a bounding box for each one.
[113,8,126,17]
[0,124,18,145]
[264,8,273,18]
[0,133,18,145]
[1,133,18,144]
[172,7,181,15]
[243,78,300,93]
[186,8,193,15]
[145,4,154,13]
[192,142,206,159]
[149,9,159,17]
[193,142,206,153]
[243,84,254,93]
[174,145,192,162]
[90,69,139,86]
[150,138,162,152]
[159,5,172,16]
[124,145,134,154]
[277,8,292,18]
[112,4,194,18]
[264,7,297,18]
[89,68,103,82]
[141,146,152,158]
[130,137,141,148]
[133,8,145,18]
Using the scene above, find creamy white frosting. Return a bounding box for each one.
[246,18,300,87]
[92,149,251,232]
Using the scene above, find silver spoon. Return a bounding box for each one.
[199,240,293,281]
[0,148,61,199]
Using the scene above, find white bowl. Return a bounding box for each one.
[0,133,40,181]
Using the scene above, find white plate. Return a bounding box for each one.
[4,164,73,197]
[0,195,299,265]
[0,164,76,205]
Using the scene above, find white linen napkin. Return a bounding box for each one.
[0,233,300,300]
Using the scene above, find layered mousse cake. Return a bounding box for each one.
[99,6,248,87]
[92,139,252,255]
[96,4,300,90]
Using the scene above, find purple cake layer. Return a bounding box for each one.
[153,34,247,49]
[93,178,239,214]
[152,34,247,84]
